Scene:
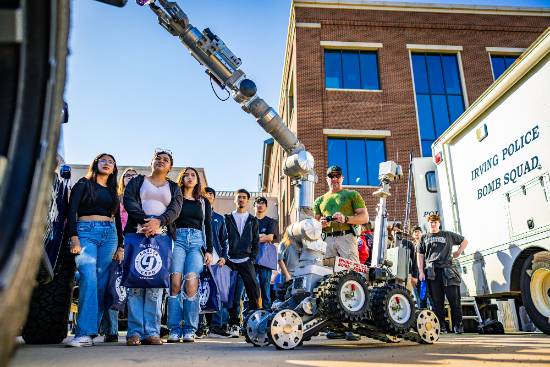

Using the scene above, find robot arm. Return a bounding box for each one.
[138,1,315,211]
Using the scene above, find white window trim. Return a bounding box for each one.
[408,48,468,157]
[326,88,382,93]
[406,44,463,52]
[323,129,391,138]
[296,22,321,28]
[485,47,526,54]
[486,49,524,81]
[321,41,383,50]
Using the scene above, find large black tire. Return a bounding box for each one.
[520,252,550,335]
[0,0,69,364]
[315,270,369,322]
[370,284,416,336]
[22,247,75,344]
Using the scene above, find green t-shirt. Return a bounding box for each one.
[313,189,366,232]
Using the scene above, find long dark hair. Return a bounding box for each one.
[84,153,119,214]
[177,167,202,201]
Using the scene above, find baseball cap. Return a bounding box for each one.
[326,165,343,176]
[413,225,422,232]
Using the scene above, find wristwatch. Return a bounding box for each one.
[344,215,349,224]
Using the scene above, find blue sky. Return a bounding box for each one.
[65,0,549,191]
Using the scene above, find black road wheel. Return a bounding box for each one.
[0,0,69,363]
[316,270,369,322]
[22,246,75,344]
[521,252,550,334]
[370,284,416,336]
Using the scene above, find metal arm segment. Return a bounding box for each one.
[140,0,315,217]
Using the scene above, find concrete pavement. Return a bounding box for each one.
[11,333,550,367]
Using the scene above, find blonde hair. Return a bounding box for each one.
[118,168,138,197]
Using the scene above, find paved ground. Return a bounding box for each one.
[11,333,550,367]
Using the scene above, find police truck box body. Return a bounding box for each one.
[428,29,550,333]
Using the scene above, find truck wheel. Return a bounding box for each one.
[370,284,416,336]
[0,0,68,363]
[521,252,550,334]
[316,271,369,321]
[22,247,75,344]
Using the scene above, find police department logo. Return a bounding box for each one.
[199,279,210,307]
[115,276,127,301]
[135,248,162,277]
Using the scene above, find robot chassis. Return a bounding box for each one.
[137,0,441,349]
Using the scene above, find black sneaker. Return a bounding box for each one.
[210,327,231,338]
[326,331,346,339]
[344,332,361,341]
[103,334,118,343]
[195,327,208,339]
[454,324,464,334]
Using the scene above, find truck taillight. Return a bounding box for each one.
[434,151,443,165]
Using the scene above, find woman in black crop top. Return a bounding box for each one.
[65,153,123,348]
[166,167,213,343]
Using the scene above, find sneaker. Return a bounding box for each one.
[209,327,231,338]
[344,331,361,341]
[103,334,118,343]
[326,331,345,339]
[166,333,180,343]
[454,324,464,334]
[228,325,240,338]
[66,336,93,347]
[142,336,163,345]
[195,327,208,339]
[182,332,195,343]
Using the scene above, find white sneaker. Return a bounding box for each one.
[228,325,240,338]
[66,336,93,347]
[181,332,195,343]
[166,333,180,343]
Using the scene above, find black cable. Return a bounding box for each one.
[210,75,230,101]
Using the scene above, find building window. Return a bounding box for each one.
[324,49,380,90]
[327,138,386,186]
[411,52,465,157]
[490,54,519,80]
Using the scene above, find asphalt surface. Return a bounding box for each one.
[11,333,550,367]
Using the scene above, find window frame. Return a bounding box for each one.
[323,48,381,92]
[326,136,387,188]
[408,49,468,157]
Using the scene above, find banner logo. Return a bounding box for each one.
[135,248,162,277]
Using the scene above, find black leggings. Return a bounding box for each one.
[427,268,462,329]
[227,259,261,326]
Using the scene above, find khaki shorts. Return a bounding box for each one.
[324,233,360,263]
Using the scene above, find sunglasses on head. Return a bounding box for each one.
[154,147,173,156]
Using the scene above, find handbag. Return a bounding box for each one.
[210,264,232,304]
[255,243,278,270]
[122,233,172,288]
[199,265,221,314]
[105,260,127,311]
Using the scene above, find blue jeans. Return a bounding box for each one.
[211,308,229,329]
[228,275,245,326]
[127,288,163,339]
[256,265,272,310]
[74,221,118,337]
[167,228,204,336]
[100,309,119,336]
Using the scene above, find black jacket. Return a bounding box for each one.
[123,175,183,240]
[212,211,229,260]
[224,213,259,261]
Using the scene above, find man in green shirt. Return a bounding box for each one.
[314,166,369,263]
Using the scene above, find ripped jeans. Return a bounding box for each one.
[167,228,204,336]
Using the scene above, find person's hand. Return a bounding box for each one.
[143,217,161,237]
[204,252,213,266]
[113,247,124,262]
[411,277,418,286]
[217,257,226,267]
[418,271,425,282]
[320,217,330,228]
[332,212,346,224]
[284,273,292,282]
[453,251,461,258]
[70,236,81,255]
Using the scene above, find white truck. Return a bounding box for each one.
[414,28,550,334]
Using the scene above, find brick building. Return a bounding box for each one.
[260,0,550,231]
